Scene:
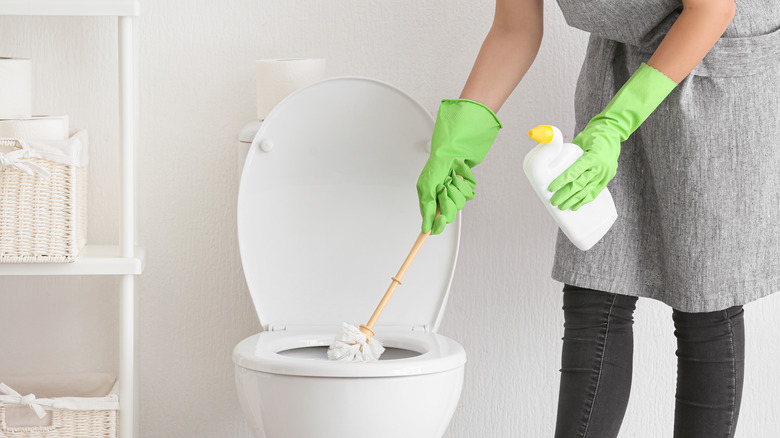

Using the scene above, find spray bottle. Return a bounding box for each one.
[523,125,617,251]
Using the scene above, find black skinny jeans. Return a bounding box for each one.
[554,284,745,438]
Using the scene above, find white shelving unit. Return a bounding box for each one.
[0,1,143,437]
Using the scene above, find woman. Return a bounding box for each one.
[416,0,780,436]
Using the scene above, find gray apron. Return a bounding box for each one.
[551,0,780,312]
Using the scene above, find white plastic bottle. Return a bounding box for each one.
[523,125,618,251]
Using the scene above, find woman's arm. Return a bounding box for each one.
[415,0,541,234]
[459,0,544,113]
[546,0,736,211]
[647,0,736,82]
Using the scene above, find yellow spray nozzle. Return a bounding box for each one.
[528,125,554,144]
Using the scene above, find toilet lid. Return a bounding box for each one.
[238,77,461,332]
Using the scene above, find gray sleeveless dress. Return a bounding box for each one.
[550,0,780,312]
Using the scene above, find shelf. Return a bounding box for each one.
[0,0,139,16]
[0,245,145,276]
[2,11,141,438]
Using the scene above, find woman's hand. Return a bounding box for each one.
[548,63,677,210]
[417,99,501,234]
[549,129,620,211]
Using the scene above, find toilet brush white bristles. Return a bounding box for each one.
[328,223,436,363]
[327,322,385,362]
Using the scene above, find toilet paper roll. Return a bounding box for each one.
[0,116,69,140]
[256,58,326,120]
[0,58,32,119]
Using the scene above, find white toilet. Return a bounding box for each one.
[232,77,467,438]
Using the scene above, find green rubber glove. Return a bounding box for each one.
[416,99,502,234]
[549,62,677,211]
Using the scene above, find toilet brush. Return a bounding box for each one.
[328,209,440,362]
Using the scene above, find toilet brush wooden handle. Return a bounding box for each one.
[359,207,440,338]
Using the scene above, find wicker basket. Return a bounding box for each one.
[0,373,118,438]
[0,131,87,263]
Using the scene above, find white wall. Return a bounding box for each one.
[2,1,779,437]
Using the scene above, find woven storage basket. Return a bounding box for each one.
[0,131,87,263]
[0,373,118,438]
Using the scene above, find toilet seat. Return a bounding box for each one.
[233,328,466,378]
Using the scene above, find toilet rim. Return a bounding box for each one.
[232,329,466,378]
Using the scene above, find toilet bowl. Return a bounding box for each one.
[233,77,467,438]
